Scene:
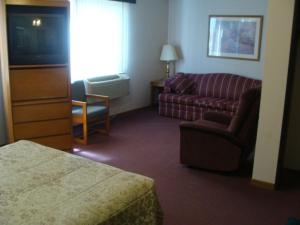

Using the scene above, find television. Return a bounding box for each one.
[7,5,68,65]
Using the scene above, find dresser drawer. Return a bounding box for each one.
[14,119,71,140]
[10,67,69,101]
[30,134,72,151]
[13,102,71,123]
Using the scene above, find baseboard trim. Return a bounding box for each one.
[251,179,275,190]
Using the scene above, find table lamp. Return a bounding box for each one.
[160,44,178,78]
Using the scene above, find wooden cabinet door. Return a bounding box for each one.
[10,67,69,102]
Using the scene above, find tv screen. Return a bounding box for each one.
[7,6,68,65]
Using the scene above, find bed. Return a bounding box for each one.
[0,140,163,225]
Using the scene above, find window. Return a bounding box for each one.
[70,0,128,81]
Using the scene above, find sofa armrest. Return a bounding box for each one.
[180,120,243,147]
[203,111,232,125]
[163,78,174,93]
[162,75,180,93]
[163,86,172,93]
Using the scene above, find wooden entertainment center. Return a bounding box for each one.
[2,0,72,150]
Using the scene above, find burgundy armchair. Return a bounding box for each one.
[179,87,261,172]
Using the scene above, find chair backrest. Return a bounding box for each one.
[71,80,87,102]
[228,87,261,143]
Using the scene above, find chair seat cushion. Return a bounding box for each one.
[72,105,108,119]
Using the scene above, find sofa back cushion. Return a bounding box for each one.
[169,76,195,94]
[175,73,261,100]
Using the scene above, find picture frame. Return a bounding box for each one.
[207,15,263,61]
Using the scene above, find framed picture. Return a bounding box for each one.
[208,15,263,61]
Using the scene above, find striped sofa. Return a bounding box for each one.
[158,73,261,121]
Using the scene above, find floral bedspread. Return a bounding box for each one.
[0,140,163,225]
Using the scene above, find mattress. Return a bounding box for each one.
[0,140,163,225]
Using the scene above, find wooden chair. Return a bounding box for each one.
[71,80,110,145]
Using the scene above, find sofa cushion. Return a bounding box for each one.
[159,101,234,121]
[169,76,195,94]
[72,105,108,119]
[194,97,239,112]
[159,93,199,106]
[178,73,261,100]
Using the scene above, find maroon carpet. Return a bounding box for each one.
[74,108,300,225]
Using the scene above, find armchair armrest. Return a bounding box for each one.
[72,100,87,121]
[86,94,109,99]
[180,120,243,147]
[203,111,232,125]
[72,100,87,107]
[86,94,110,107]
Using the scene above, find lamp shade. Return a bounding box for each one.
[160,44,178,62]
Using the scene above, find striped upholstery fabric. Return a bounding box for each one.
[169,76,195,94]
[159,102,233,121]
[159,73,261,121]
[194,97,239,112]
[163,74,181,93]
[159,93,199,106]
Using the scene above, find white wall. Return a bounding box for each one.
[168,0,268,80]
[110,0,169,115]
[252,0,295,184]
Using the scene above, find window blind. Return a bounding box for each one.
[70,0,129,81]
[110,0,136,4]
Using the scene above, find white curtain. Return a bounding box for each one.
[70,0,128,81]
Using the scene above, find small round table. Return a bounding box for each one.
[150,79,165,107]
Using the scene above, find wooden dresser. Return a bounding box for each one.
[2,0,72,151]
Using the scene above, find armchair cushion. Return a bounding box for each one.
[180,120,243,147]
[72,105,108,119]
[228,87,261,133]
[194,97,239,112]
[203,111,232,125]
[180,119,228,131]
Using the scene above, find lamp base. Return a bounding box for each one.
[165,62,170,79]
